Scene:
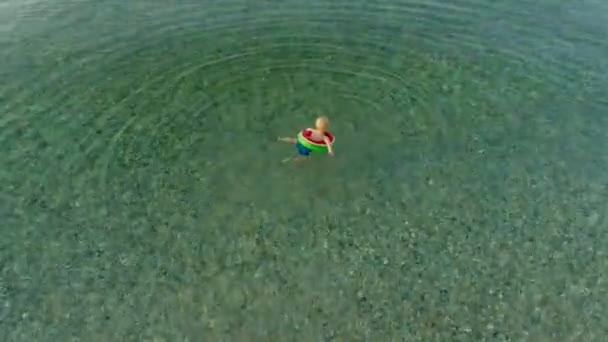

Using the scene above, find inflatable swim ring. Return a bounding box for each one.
[297,128,335,153]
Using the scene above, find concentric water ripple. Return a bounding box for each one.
[2,0,608,340]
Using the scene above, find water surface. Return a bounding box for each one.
[1,0,607,340]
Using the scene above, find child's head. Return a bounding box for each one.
[315,116,329,132]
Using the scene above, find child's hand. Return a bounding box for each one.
[323,136,334,156]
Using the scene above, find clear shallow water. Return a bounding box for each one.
[1,0,607,340]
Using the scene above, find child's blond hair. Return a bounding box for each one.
[316,115,329,127]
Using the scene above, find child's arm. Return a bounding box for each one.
[324,136,334,156]
[278,137,297,144]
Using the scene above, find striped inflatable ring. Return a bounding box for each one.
[297,128,335,153]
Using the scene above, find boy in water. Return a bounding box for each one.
[278,116,335,162]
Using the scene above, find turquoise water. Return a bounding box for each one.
[1,0,607,340]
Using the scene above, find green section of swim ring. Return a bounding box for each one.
[297,131,332,152]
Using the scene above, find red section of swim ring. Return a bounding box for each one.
[301,129,334,144]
